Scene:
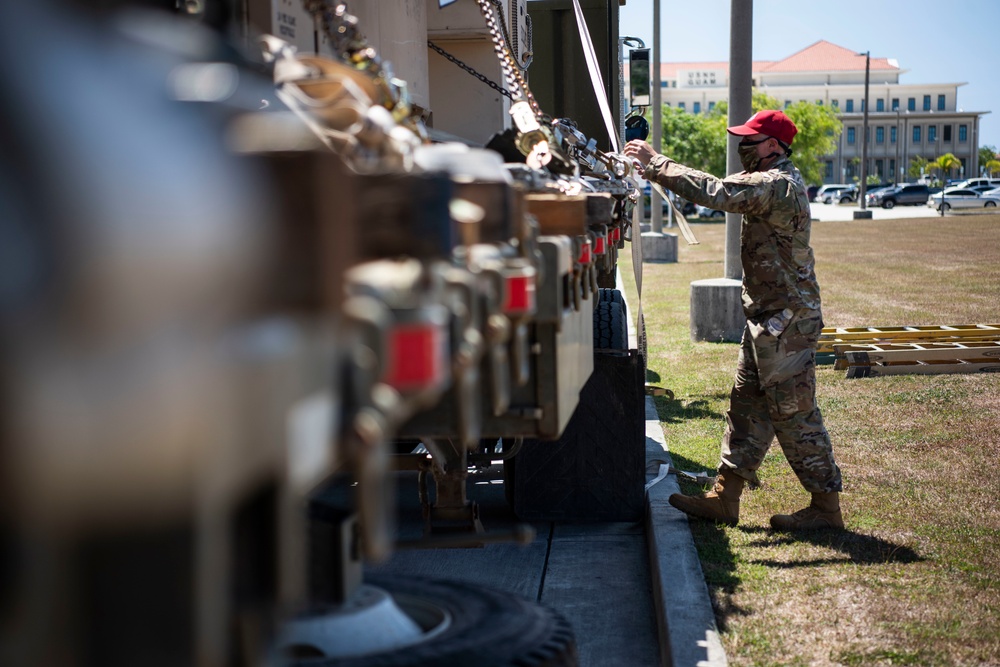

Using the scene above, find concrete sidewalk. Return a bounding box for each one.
[809,201,943,221]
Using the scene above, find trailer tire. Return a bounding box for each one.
[597,287,625,309]
[593,299,627,351]
[287,576,578,667]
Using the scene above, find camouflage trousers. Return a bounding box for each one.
[720,309,842,493]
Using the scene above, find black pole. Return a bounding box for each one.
[859,52,870,210]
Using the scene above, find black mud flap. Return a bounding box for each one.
[510,349,646,522]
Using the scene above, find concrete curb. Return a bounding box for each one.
[644,398,728,667]
[617,268,727,666]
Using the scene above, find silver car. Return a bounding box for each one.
[927,187,1000,211]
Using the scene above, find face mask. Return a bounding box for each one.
[738,137,780,172]
[738,142,762,172]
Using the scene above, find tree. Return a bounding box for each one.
[658,91,843,185]
[985,159,1000,178]
[908,155,929,180]
[781,100,842,186]
[928,153,962,184]
[654,105,726,177]
[979,145,997,173]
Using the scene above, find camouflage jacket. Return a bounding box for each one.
[643,154,821,320]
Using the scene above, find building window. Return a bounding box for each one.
[913,126,921,143]
[890,159,896,180]
[831,99,839,108]
[876,127,885,144]
[928,125,937,142]
[693,101,701,114]
[959,125,968,142]
[923,95,931,111]
[944,125,952,142]
[892,98,899,111]
[708,101,715,111]
[817,99,823,105]
[891,126,897,144]
[860,99,866,112]
[846,99,854,112]
[678,102,686,111]
[937,94,946,111]
[784,100,791,109]
[907,97,916,111]
[847,127,856,144]
[877,99,885,112]
[876,159,884,178]
[825,161,833,179]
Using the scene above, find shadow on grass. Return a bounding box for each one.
[652,393,726,425]
[741,527,924,567]
[664,452,924,632]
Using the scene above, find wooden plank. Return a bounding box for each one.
[818,331,1000,353]
[842,341,1000,364]
[823,323,1000,336]
[524,194,588,236]
[846,360,1000,378]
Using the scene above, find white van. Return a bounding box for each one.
[958,178,1000,189]
[813,184,850,203]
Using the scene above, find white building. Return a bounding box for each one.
[657,41,987,184]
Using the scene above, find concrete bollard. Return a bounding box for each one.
[641,231,678,263]
[690,278,744,342]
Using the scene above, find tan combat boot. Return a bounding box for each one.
[770,492,844,531]
[668,469,745,526]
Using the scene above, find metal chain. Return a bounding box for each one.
[426,40,513,100]
[477,0,541,116]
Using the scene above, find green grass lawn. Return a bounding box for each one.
[624,214,1000,667]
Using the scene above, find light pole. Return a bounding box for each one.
[854,50,872,219]
[894,107,901,184]
[650,0,662,233]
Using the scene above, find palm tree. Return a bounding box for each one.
[929,153,961,185]
[985,159,1000,178]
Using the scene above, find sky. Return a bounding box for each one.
[618,0,1000,152]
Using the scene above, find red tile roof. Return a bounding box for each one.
[760,40,897,73]
[658,40,899,78]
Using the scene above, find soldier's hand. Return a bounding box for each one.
[624,140,656,168]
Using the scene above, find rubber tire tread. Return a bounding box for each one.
[594,300,627,350]
[597,287,624,308]
[298,575,578,667]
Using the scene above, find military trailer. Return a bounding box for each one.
[0,0,653,664]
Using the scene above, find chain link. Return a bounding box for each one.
[477,0,541,116]
[426,41,514,100]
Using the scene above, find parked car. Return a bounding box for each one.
[835,183,894,204]
[813,184,850,203]
[957,177,1000,190]
[866,183,931,208]
[970,184,997,194]
[642,182,696,217]
[981,186,1000,200]
[927,188,1000,211]
[695,204,725,219]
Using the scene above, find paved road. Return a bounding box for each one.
[810,201,953,221]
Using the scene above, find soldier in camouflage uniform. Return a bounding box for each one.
[624,110,843,530]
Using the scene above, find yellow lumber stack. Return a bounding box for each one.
[818,324,1000,378]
